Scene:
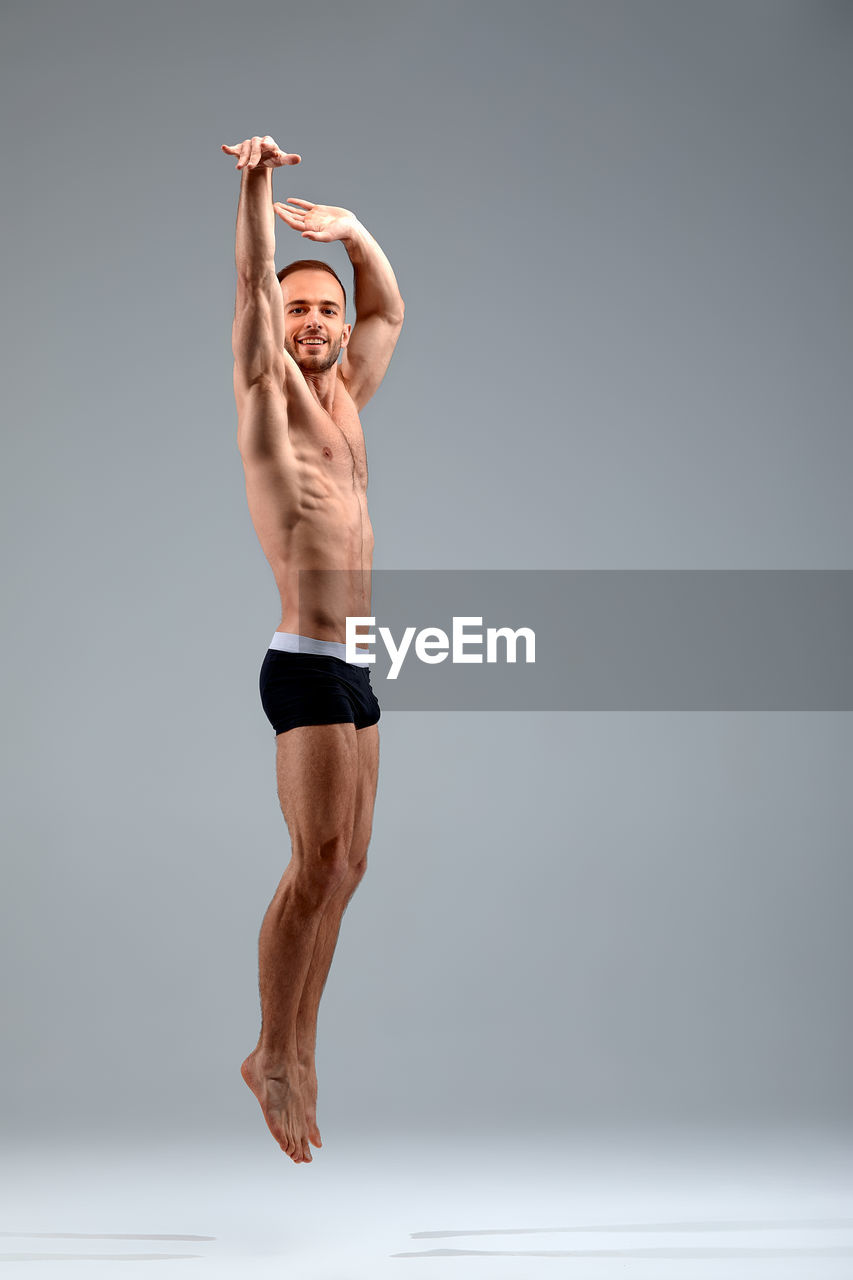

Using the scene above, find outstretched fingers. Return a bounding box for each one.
[273,205,306,233]
[276,198,331,240]
[274,201,305,219]
[220,138,302,169]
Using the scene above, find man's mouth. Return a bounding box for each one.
[297,338,326,347]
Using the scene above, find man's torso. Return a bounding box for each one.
[236,357,374,643]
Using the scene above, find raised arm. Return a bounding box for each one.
[222,136,300,398]
[274,197,404,410]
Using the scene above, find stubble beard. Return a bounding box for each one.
[286,335,342,374]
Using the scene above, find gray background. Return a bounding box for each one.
[1,0,851,1145]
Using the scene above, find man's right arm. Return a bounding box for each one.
[232,165,285,397]
[223,135,300,415]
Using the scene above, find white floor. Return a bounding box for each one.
[2,1127,853,1278]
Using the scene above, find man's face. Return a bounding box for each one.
[281,270,350,374]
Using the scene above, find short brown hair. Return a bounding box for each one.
[276,259,347,310]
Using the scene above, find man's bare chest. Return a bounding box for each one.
[290,397,368,492]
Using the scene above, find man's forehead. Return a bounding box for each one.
[280,270,344,305]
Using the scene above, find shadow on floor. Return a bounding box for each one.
[0,1233,213,1263]
[0,1253,201,1262]
[396,1218,853,1260]
[412,1217,853,1238]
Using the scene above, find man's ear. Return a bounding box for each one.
[342,323,352,347]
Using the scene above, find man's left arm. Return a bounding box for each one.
[275,198,404,409]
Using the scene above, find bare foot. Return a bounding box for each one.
[241,1050,314,1163]
[299,1057,322,1149]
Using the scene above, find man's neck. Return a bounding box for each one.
[301,366,338,413]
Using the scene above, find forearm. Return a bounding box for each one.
[232,165,285,372]
[342,220,404,322]
[235,167,276,280]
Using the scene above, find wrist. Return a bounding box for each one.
[341,218,371,258]
[240,165,273,185]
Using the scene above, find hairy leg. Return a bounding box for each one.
[242,723,358,1163]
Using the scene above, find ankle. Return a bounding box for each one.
[255,1039,300,1072]
[296,1040,316,1067]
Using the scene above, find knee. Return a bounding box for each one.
[348,851,368,884]
[347,830,371,883]
[293,835,351,905]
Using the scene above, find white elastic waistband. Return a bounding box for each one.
[269,631,373,666]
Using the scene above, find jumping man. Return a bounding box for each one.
[220,134,404,1164]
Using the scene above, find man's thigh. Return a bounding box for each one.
[275,723,359,852]
[351,724,380,862]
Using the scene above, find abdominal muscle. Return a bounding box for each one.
[243,451,374,649]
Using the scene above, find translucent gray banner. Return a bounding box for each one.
[297,571,853,710]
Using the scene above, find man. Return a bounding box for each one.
[220,134,404,1164]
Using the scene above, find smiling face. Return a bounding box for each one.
[281,268,350,374]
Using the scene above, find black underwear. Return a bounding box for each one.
[259,648,381,735]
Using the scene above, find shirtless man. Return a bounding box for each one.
[220,134,404,1164]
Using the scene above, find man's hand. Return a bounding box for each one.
[220,135,301,170]
[274,198,358,243]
